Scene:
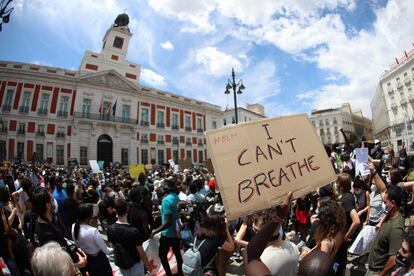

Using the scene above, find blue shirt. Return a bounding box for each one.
[161,193,179,238]
[53,188,67,209]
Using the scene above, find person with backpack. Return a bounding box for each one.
[183,213,235,276]
[107,198,152,275]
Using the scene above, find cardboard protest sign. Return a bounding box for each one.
[178,158,192,169]
[168,159,175,168]
[89,160,101,173]
[145,164,153,170]
[205,114,336,220]
[129,164,145,178]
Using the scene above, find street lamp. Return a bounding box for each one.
[224,68,245,124]
[0,0,14,32]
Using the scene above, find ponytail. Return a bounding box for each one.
[74,221,80,240]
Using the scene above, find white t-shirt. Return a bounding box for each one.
[178,191,188,201]
[260,240,299,276]
[16,188,29,214]
[71,223,113,255]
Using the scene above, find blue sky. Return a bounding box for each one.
[1,0,413,117]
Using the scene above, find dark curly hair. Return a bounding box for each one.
[314,199,345,243]
[196,214,226,240]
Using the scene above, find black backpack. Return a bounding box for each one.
[114,242,136,269]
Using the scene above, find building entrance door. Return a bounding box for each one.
[97,134,113,167]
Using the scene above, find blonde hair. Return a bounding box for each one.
[31,242,75,276]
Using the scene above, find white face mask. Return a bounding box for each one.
[371,185,377,192]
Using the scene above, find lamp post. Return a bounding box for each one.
[225,68,245,124]
[0,0,14,32]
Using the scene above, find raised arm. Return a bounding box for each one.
[368,162,387,199]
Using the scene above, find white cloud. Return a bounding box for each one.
[195,47,243,76]
[241,60,279,103]
[147,0,216,32]
[141,68,167,87]
[161,40,174,50]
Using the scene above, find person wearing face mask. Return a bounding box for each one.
[392,227,414,276]
[33,187,87,270]
[382,146,395,172]
[366,162,405,276]
[353,177,370,226]
[398,148,410,171]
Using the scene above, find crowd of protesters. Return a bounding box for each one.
[2,135,414,276]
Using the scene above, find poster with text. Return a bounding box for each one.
[205,114,337,220]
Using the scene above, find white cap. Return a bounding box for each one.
[375,139,380,144]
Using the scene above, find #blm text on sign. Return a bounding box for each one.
[205,114,336,220]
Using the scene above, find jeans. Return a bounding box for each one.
[159,235,183,276]
[120,261,144,276]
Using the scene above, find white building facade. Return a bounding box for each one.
[0,16,223,166]
[223,103,266,126]
[371,49,414,152]
[309,105,354,146]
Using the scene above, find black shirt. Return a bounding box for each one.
[62,198,79,227]
[195,236,225,266]
[127,202,150,240]
[107,222,144,264]
[341,192,356,231]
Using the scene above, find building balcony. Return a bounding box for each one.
[73,112,138,125]
[185,127,192,132]
[409,94,414,103]
[57,110,68,117]
[391,102,398,110]
[198,141,204,146]
[36,131,45,137]
[401,97,408,105]
[37,108,48,115]
[387,87,394,94]
[0,127,8,134]
[157,140,165,145]
[17,129,25,135]
[197,128,204,133]
[2,105,11,112]
[157,123,165,128]
[172,139,179,145]
[405,77,411,85]
[171,125,179,130]
[19,106,29,113]
[56,132,65,139]
[397,81,403,89]
[140,120,149,126]
[140,139,149,144]
[186,142,192,146]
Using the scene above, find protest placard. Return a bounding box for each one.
[178,158,192,170]
[89,160,101,173]
[129,164,145,179]
[168,159,175,168]
[97,161,105,170]
[355,148,370,177]
[205,114,336,220]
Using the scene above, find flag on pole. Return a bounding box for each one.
[98,96,103,113]
[112,100,117,116]
[395,58,400,65]
[105,102,111,114]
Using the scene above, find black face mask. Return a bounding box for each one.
[396,251,409,267]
